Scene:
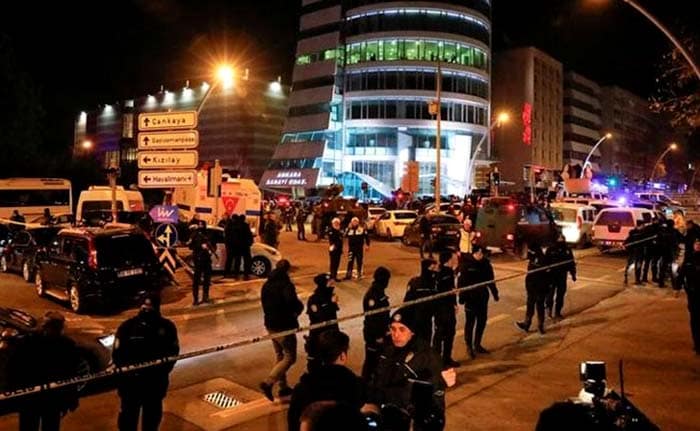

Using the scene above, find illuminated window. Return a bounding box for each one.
[344,39,486,69]
[297,54,312,65]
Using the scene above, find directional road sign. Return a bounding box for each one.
[155,223,179,248]
[138,170,197,188]
[137,131,199,150]
[137,151,198,169]
[157,248,177,276]
[149,205,180,224]
[138,111,198,131]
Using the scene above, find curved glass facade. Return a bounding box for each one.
[346,69,488,99]
[346,39,487,69]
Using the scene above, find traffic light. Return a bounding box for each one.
[492,171,501,186]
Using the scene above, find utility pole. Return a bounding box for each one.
[431,62,442,210]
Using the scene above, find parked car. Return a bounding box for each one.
[550,203,596,248]
[592,207,656,250]
[474,198,559,258]
[0,226,61,282]
[634,192,682,207]
[0,306,115,413]
[184,225,281,277]
[375,210,418,240]
[562,197,620,213]
[29,212,75,228]
[366,207,387,233]
[34,226,165,313]
[402,214,461,250]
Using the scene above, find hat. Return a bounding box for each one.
[390,307,418,333]
[314,273,331,288]
[472,244,483,254]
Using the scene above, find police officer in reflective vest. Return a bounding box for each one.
[345,216,370,280]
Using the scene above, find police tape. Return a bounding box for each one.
[0,255,598,402]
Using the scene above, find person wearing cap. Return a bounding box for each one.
[328,218,344,281]
[516,243,549,334]
[344,216,370,280]
[113,293,179,431]
[367,307,454,431]
[260,259,304,401]
[288,330,366,431]
[306,274,340,371]
[434,251,459,368]
[404,259,439,343]
[677,238,700,355]
[458,245,499,359]
[8,311,81,431]
[361,266,391,380]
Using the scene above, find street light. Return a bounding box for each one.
[81,139,93,151]
[198,64,235,114]
[465,111,510,192]
[580,133,613,178]
[650,142,678,181]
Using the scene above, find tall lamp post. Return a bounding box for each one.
[580,133,613,178]
[465,111,510,193]
[650,142,678,181]
[428,63,443,210]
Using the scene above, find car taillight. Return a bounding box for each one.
[506,233,514,241]
[432,227,441,232]
[507,204,515,212]
[88,240,98,270]
[475,231,482,238]
[577,215,583,230]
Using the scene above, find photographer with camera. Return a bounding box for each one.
[366,307,456,431]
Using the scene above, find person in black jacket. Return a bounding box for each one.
[641,219,661,283]
[404,259,439,344]
[657,219,679,288]
[677,238,700,355]
[189,220,215,305]
[306,274,340,372]
[225,215,254,279]
[458,245,499,359]
[8,311,81,431]
[345,217,370,280]
[288,330,366,431]
[545,233,577,319]
[113,293,179,431]
[362,266,391,380]
[260,259,304,401]
[296,206,307,241]
[623,222,645,285]
[419,215,433,259]
[516,244,549,334]
[261,212,280,248]
[328,218,344,281]
[433,251,459,368]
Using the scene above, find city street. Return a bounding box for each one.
[2,230,696,430]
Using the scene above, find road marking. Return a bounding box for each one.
[575,276,624,288]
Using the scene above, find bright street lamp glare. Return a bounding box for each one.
[81,140,93,150]
[670,143,678,150]
[497,112,510,124]
[605,133,613,139]
[217,65,234,88]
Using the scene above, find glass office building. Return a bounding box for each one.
[260,0,492,198]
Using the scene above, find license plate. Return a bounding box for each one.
[118,268,144,278]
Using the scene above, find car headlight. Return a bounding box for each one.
[98,334,115,348]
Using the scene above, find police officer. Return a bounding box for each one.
[545,233,576,319]
[657,219,680,288]
[458,245,499,359]
[404,259,439,343]
[641,219,661,283]
[189,220,214,305]
[306,274,340,371]
[433,251,459,368]
[419,214,433,259]
[623,222,645,285]
[677,238,700,355]
[362,266,391,380]
[296,205,307,241]
[367,307,454,431]
[516,244,549,334]
[113,293,179,431]
[345,216,370,280]
[328,218,344,281]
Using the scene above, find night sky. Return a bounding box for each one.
[1,0,698,153]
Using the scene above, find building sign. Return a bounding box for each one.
[260,169,320,188]
[522,102,532,146]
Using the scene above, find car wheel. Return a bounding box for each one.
[69,285,85,314]
[0,256,7,273]
[35,271,47,297]
[250,256,271,277]
[22,261,35,282]
[402,234,411,246]
[386,228,393,241]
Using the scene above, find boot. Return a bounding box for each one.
[515,321,530,333]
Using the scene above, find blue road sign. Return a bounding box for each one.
[149,205,179,224]
[155,223,179,248]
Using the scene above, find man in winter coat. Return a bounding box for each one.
[404,259,439,343]
[306,274,340,371]
[260,260,304,401]
[224,215,254,279]
[433,251,459,367]
[113,294,179,431]
[261,212,280,248]
[516,244,549,334]
[458,245,499,359]
[328,218,344,281]
[287,330,366,431]
[189,220,214,305]
[623,222,645,285]
[545,233,577,319]
[677,238,700,355]
[296,206,307,241]
[344,217,370,280]
[362,266,391,380]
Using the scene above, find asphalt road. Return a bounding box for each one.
[0,231,635,430]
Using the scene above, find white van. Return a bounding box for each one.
[550,202,596,247]
[76,186,144,222]
[592,207,656,250]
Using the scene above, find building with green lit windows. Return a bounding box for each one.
[260,0,492,199]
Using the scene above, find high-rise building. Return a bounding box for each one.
[563,72,603,172]
[260,0,493,198]
[491,47,563,191]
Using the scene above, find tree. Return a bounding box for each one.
[651,38,700,129]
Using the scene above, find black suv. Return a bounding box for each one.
[402,214,462,250]
[34,227,164,313]
[1,227,61,282]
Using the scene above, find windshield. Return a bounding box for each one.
[596,211,634,227]
[429,215,460,225]
[394,212,416,220]
[552,208,577,222]
[95,234,155,267]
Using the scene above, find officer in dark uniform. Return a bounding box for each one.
[306,274,340,371]
[657,219,680,288]
[545,233,577,319]
[433,251,459,368]
[623,222,645,285]
[404,259,439,344]
[296,205,307,241]
[641,219,661,283]
[328,218,344,281]
[345,216,370,280]
[367,307,451,431]
[458,245,499,359]
[419,215,433,259]
[362,266,391,380]
[189,220,214,305]
[516,244,549,334]
[677,238,700,355]
[113,293,179,431]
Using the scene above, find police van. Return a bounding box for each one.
[76,186,145,224]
